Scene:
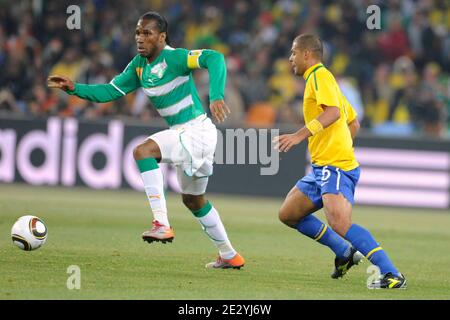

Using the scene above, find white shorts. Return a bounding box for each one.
[148,114,217,195]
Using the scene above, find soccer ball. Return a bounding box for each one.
[11,215,48,251]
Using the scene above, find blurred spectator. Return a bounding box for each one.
[0,0,448,138]
[414,62,449,137]
[388,57,419,123]
[377,14,410,62]
[246,101,277,128]
[0,88,20,113]
[338,77,365,122]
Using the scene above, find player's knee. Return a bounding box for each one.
[133,143,146,160]
[133,140,159,160]
[329,218,351,237]
[278,207,288,224]
[278,207,297,228]
[182,194,195,209]
[182,194,205,211]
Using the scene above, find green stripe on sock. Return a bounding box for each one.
[191,201,212,218]
[136,158,159,172]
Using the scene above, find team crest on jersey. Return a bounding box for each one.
[150,59,167,79]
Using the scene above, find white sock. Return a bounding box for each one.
[196,203,236,259]
[141,168,170,227]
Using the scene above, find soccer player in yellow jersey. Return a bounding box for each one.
[274,34,406,289]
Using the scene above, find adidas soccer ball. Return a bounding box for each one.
[11,215,48,251]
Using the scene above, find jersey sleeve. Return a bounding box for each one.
[314,70,341,108]
[169,48,226,102]
[343,97,358,124]
[167,48,191,74]
[109,56,141,95]
[67,56,141,103]
[68,83,124,102]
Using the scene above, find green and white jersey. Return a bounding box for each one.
[69,46,226,127]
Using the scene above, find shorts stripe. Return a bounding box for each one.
[336,168,341,190]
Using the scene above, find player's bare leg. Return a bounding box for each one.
[182,193,244,269]
[322,193,353,237]
[323,193,406,288]
[134,139,174,244]
[280,187,362,278]
[279,186,318,227]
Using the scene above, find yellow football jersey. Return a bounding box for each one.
[344,96,357,124]
[302,63,359,170]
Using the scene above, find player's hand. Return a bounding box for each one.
[47,75,75,92]
[210,100,231,123]
[273,133,305,152]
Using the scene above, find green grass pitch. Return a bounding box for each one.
[1,183,450,299]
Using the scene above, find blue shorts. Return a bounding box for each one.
[296,165,360,209]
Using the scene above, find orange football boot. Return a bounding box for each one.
[142,220,174,244]
[205,252,245,269]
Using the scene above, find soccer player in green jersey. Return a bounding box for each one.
[48,11,245,269]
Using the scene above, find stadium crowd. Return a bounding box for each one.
[0,0,449,137]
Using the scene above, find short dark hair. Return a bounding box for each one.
[294,34,323,59]
[139,11,170,45]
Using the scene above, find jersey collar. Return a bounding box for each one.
[303,63,324,81]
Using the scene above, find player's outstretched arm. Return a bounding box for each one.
[47,57,140,103]
[274,106,340,152]
[47,75,75,91]
[47,74,125,103]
